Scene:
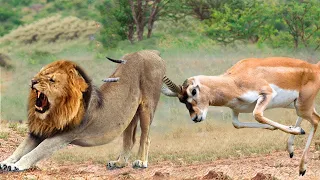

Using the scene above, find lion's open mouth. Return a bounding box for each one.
[35,90,50,113]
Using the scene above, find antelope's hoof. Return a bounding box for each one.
[289,152,294,158]
[299,169,306,176]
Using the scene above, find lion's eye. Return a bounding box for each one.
[50,78,55,83]
[192,89,197,96]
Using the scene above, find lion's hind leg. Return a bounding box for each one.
[132,104,152,168]
[107,113,139,169]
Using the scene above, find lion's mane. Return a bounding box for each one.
[27,61,92,138]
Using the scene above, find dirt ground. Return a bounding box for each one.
[0,127,320,180]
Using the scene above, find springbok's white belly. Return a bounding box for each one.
[227,84,299,113]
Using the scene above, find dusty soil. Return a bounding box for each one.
[0,128,320,180]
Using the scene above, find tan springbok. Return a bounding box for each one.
[161,57,320,176]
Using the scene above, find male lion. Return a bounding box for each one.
[0,50,165,171]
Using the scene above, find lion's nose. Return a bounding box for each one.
[31,79,39,88]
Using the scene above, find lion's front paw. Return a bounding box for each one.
[0,162,6,170]
[2,163,21,172]
[107,160,127,170]
[132,160,147,168]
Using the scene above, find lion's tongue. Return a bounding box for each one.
[42,96,48,107]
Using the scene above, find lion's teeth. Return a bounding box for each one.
[37,91,41,98]
[35,105,43,111]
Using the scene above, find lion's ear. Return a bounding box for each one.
[70,68,88,92]
[78,76,88,92]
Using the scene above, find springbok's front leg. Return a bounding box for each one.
[0,135,41,170]
[297,110,319,176]
[231,111,277,130]
[253,94,305,135]
[287,117,303,158]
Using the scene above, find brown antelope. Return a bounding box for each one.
[161,57,320,176]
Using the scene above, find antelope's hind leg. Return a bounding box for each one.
[253,93,305,135]
[287,117,303,158]
[107,114,139,169]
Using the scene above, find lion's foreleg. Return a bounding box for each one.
[0,135,40,170]
[107,113,139,169]
[3,135,72,171]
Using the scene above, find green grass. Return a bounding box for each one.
[17,126,27,136]
[8,122,18,131]
[0,132,9,140]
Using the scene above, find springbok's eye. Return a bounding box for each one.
[49,78,55,83]
[192,89,197,96]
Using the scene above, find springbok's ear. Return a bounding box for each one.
[193,78,201,90]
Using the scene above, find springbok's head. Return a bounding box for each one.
[162,76,209,123]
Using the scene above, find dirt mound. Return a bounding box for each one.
[153,171,170,179]
[251,173,274,180]
[202,170,231,180]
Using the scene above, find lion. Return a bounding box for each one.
[0,50,165,171]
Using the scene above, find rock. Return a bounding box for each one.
[315,141,320,151]
[202,170,231,180]
[72,177,85,180]
[313,151,320,160]
[118,171,135,179]
[153,171,170,178]
[251,173,273,180]
[24,174,37,180]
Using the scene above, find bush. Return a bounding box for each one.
[0,15,99,45]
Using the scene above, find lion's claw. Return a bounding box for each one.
[132,160,147,168]
[0,163,22,172]
[107,161,126,170]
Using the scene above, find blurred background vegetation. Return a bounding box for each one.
[1,0,320,124]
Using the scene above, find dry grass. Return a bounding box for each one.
[0,15,99,45]
[2,47,320,166]
[51,109,319,165]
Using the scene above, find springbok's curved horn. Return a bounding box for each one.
[106,57,127,64]
[161,86,178,97]
[102,77,120,82]
[162,76,181,94]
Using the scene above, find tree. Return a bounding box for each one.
[129,0,168,41]
[184,0,228,21]
[97,0,169,45]
[97,0,123,48]
[0,6,22,36]
[203,1,275,45]
[278,0,320,49]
